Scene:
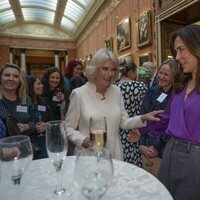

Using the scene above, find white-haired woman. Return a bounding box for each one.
[65,48,162,160]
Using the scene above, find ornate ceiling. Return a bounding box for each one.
[0,0,105,41]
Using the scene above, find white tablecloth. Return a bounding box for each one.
[0,156,173,200]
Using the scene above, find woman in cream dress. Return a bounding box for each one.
[65,48,162,160]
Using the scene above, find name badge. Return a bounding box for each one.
[157,93,167,103]
[38,105,46,112]
[52,95,60,102]
[16,105,28,113]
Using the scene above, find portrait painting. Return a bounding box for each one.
[104,37,113,51]
[118,53,132,63]
[139,53,151,66]
[137,11,152,48]
[116,17,131,52]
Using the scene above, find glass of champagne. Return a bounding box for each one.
[74,148,114,200]
[0,135,33,199]
[46,120,68,195]
[89,116,107,150]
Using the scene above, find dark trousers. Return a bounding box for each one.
[158,137,200,200]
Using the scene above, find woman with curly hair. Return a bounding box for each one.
[41,66,67,120]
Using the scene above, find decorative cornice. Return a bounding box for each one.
[0,23,72,41]
[76,0,122,46]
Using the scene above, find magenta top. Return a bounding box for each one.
[140,84,200,143]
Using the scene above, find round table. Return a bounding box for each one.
[0,156,173,200]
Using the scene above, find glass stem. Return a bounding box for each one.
[53,160,65,195]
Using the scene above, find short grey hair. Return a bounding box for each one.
[85,48,120,83]
[142,61,156,71]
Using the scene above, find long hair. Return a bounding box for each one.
[169,24,200,93]
[26,75,40,104]
[0,63,27,104]
[41,66,64,96]
[85,48,119,83]
[158,59,181,89]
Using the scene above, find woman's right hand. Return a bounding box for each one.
[141,110,164,123]
[82,137,92,148]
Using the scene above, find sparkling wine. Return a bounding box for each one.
[90,130,107,148]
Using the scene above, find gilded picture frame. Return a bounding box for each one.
[137,11,152,48]
[116,17,131,52]
[139,53,151,66]
[104,37,113,51]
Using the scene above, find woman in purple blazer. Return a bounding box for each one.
[139,24,200,200]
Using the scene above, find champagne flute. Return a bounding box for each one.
[46,120,68,195]
[89,116,107,150]
[55,87,61,106]
[74,148,114,200]
[0,135,33,199]
[145,139,153,167]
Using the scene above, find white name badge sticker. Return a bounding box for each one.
[16,105,28,113]
[38,105,46,112]
[52,95,60,102]
[157,93,167,103]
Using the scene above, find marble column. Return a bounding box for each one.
[65,51,68,66]
[20,48,26,72]
[9,48,13,64]
[54,50,59,68]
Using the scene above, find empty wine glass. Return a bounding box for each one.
[74,147,114,200]
[89,116,107,150]
[46,120,68,195]
[0,135,33,185]
[0,135,33,200]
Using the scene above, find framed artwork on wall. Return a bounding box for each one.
[137,11,152,48]
[118,53,132,63]
[116,17,131,52]
[139,53,151,66]
[104,37,113,51]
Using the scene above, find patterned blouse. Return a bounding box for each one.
[116,80,147,166]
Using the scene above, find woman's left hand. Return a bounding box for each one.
[141,110,164,123]
[128,129,141,142]
[56,92,65,102]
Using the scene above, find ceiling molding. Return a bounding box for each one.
[0,0,106,41]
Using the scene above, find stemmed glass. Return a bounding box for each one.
[0,135,33,199]
[46,120,68,195]
[55,87,62,106]
[74,148,114,200]
[144,139,153,167]
[89,116,107,149]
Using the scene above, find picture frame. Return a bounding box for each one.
[116,17,131,52]
[137,11,152,48]
[139,53,151,66]
[104,37,113,51]
[118,53,133,63]
[161,22,183,61]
